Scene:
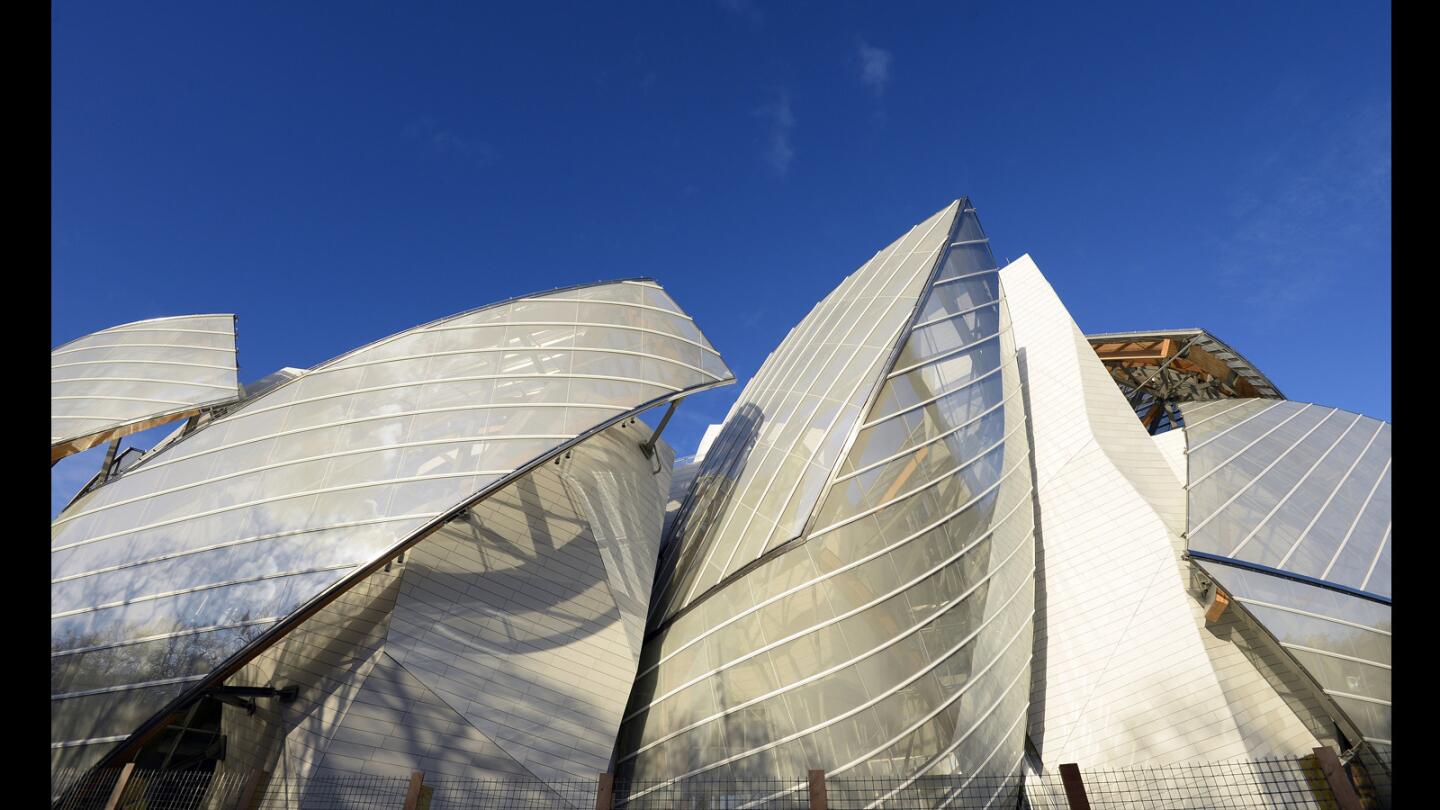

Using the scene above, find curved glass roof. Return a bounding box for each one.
[1179,398,1391,746]
[51,314,242,462]
[50,279,733,771]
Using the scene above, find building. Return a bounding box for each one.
[52,201,1389,808]
[616,202,1391,806]
[51,279,735,795]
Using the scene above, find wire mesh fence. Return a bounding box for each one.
[50,753,1385,810]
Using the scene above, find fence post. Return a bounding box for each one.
[402,770,426,810]
[102,763,137,810]
[594,772,614,810]
[1312,747,1363,810]
[235,768,271,810]
[1058,763,1090,810]
[808,769,827,810]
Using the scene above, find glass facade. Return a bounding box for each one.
[50,280,733,776]
[1179,399,1391,746]
[619,200,1034,807]
[51,314,242,461]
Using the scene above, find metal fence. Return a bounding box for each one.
[52,752,1385,810]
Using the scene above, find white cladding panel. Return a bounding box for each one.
[1002,254,1318,766]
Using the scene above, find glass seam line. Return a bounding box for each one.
[856,658,1033,809]
[699,210,956,586]
[1225,412,1364,558]
[1281,642,1389,670]
[53,673,208,701]
[1179,399,1253,434]
[638,448,1031,669]
[1360,524,1391,591]
[53,395,216,408]
[94,326,232,337]
[425,320,721,355]
[859,333,1009,429]
[54,428,584,527]
[1186,400,1289,455]
[525,297,696,321]
[54,343,236,356]
[52,562,357,619]
[1233,596,1389,636]
[1324,689,1390,707]
[739,645,1031,810]
[909,296,1001,331]
[624,597,1035,800]
[308,344,724,383]
[1275,422,1386,569]
[52,377,239,391]
[886,323,1002,380]
[938,748,1027,810]
[54,468,502,553]
[683,208,956,603]
[52,359,236,372]
[931,268,1002,289]
[1319,459,1391,580]
[808,422,1026,541]
[70,397,636,484]
[622,495,1033,726]
[54,512,439,584]
[1186,403,1316,489]
[833,385,1018,483]
[51,735,131,749]
[1191,407,1339,537]
[52,617,285,657]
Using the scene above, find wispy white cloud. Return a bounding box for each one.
[755,90,796,177]
[717,0,763,24]
[403,117,499,167]
[1211,95,1390,320]
[857,41,893,97]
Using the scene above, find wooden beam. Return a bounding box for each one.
[594,773,614,810]
[403,771,426,810]
[1204,589,1230,623]
[1312,747,1363,810]
[1058,763,1091,810]
[101,763,136,810]
[808,769,828,810]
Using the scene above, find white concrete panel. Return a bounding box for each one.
[1002,254,1319,767]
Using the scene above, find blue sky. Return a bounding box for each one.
[52,3,1390,514]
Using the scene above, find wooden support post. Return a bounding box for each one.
[1058,763,1090,810]
[235,768,271,810]
[594,772,615,810]
[1204,589,1231,623]
[402,770,426,810]
[102,763,136,810]
[808,769,827,810]
[1312,747,1363,810]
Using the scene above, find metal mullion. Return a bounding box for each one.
[52,674,208,701]
[51,617,285,657]
[53,343,235,356]
[1360,523,1391,591]
[52,358,236,371]
[1227,412,1364,558]
[857,336,1006,429]
[627,490,1033,723]
[1186,400,1288,454]
[638,455,1030,677]
[1192,409,1336,536]
[52,562,358,619]
[909,297,1002,331]
[1276,422,1385,569]
[54,468,497,553]
[1187,403,1316,488]
[51,376,239,391]
[684,214,949,603]
[885,324,1003,380]
[1233,596,1389,636]
[1320,458,1392,580]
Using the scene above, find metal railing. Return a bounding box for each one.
[51,749,1385,810]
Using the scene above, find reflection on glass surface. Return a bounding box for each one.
[49,280,734,776]
[623,200,1035,797]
